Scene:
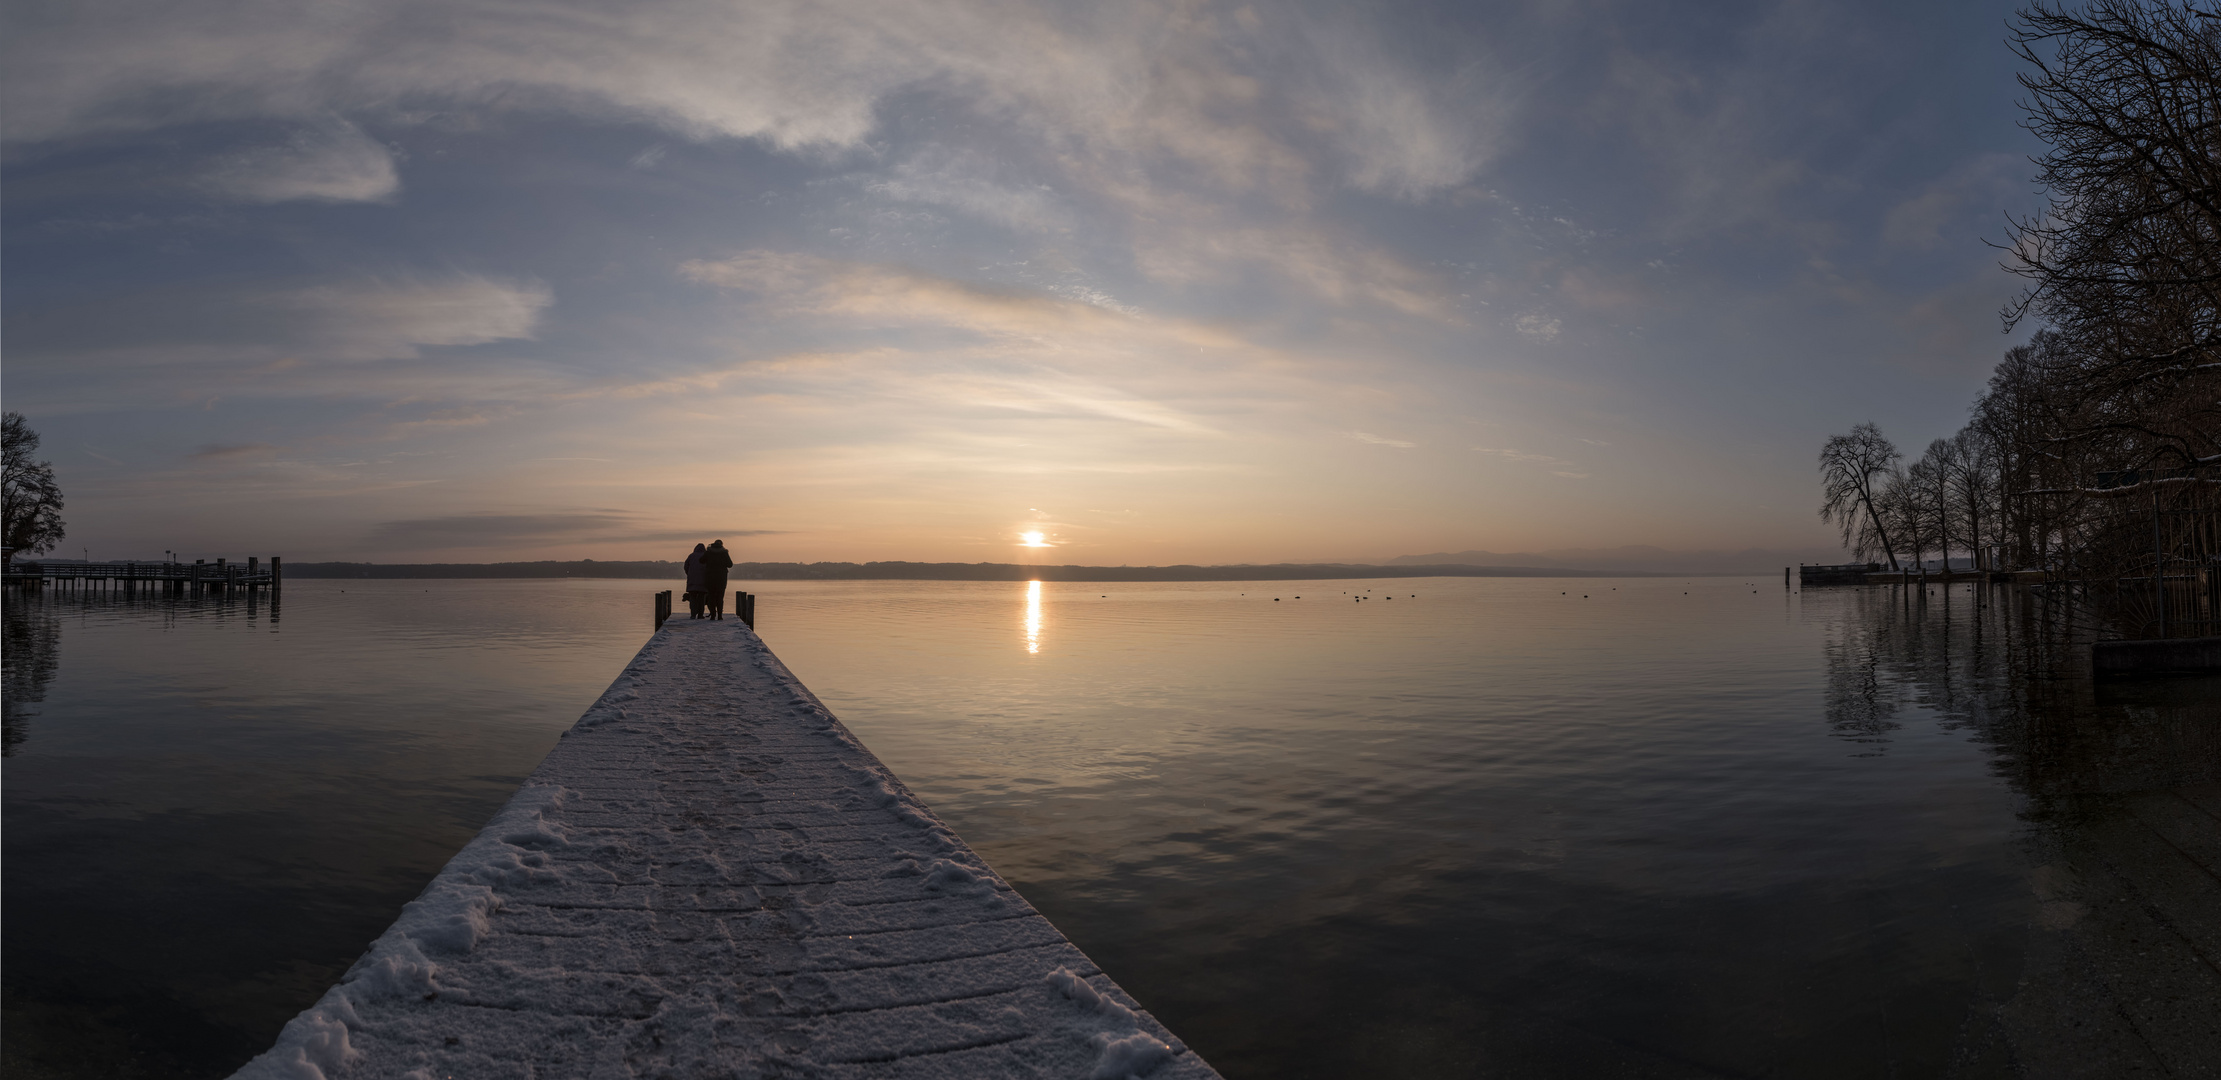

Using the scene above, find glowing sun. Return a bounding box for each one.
[1019,531,1048,547]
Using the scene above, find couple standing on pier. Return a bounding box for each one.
[682,540,734,620]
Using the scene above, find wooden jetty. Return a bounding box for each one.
[234,609,1218,1080]
[1797,563,2051,587]
[1797,562,1882,587]
[3,556,281,594]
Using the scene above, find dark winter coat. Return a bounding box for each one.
[702,541,735,592]
[683,544,707,593]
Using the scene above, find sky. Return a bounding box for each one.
[2,0,2048,566]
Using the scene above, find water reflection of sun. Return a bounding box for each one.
[1024,580,1043,655]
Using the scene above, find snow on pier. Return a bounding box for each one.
[236,617,1219,1080]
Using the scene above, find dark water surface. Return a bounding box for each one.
[3,577,2215,1077]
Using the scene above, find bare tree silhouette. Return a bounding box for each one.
[2,412,66,563]
[1819,423,1904,570]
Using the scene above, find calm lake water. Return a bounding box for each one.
[3,576,2216,1078]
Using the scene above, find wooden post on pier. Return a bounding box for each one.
[271,556,282,591]
[654,590,672,629]
[737,590,756,629]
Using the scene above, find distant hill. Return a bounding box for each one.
[283,560,1678,581]
[289,560,680,578]
[1386,545,1844,575]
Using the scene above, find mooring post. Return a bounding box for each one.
[654,590,672,630]
[738,590,755,629]
[271,556,282,591]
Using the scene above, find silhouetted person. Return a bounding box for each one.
[682,543,708,619]
[702,539,734,620]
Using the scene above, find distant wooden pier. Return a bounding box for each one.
[1797,563,2051,587]
[2,556,282,594]
[1797,562,1882,587]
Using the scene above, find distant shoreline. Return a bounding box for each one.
[283,560,1706,581]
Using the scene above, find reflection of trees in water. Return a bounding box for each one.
[1816,582,2219,797]
[0,592,277,757]
[1816,585,2010,751]
[1827,587,2023,755]
[1821,591,1910,750]
[1818,583,2221,1071]
[3,593,61,757]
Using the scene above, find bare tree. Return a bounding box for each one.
[2000,1,2221,482]
[1895,457,1944,575]
[1970,339,2059,570]
[2,412,66,564]
[1915,439,1960,571]
[1819,423,1903,569]
[1818,2,2219,631]
[1944,428,2000,570]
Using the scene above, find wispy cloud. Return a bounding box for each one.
[196,117,398,204]
[863,147,1071,234]
[4,0,1479,317]
[191,442,280,459]
[674,251,1280,437]
[1473,446,1589,478]
[2,0,1492,192]
[583,529,789,544]
[1346,430,1415,448]
[367,511,781,551]
[11,274,551,370]
[1514,314,1561,341]
[1295,13,1502,200]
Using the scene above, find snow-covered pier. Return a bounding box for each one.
[238,617,1218,1080]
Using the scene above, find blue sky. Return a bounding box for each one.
[3,0,2043,564]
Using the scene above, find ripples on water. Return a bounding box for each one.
[2,577,2214,1077]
